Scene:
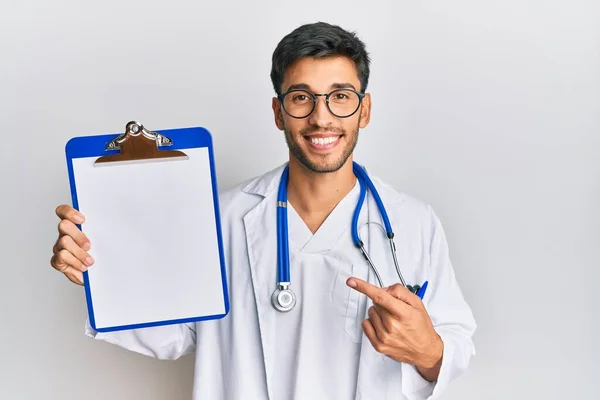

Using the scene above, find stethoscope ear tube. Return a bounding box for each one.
[352,163,393,237]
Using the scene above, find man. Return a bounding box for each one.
[51,22,476,399]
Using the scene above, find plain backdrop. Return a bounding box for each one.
[1,1,598,399]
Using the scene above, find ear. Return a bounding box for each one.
[272,97,285,131]
[358,93,371,129]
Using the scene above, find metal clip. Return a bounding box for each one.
[105,121,173,151]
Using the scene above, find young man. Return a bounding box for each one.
[51,22,476,399]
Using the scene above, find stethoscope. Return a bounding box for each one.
[271,161,429,312]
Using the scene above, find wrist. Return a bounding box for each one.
[421,333,444,369]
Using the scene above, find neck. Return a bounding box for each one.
[286,156,357,233]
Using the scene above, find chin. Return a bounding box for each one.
[297,154,349,174]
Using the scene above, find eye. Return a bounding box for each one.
[293,94,310,101]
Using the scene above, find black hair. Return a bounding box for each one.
[270,22,371,95]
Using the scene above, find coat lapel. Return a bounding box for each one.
[240,162,410,400]
[241,163,287,400]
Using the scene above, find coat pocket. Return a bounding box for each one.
[330,262,368,343]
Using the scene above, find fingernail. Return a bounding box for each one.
[74,214,84,223]
[86,256,94,266]
[347,279,357,288]
[82,242,91,251]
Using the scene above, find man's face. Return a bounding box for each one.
[272,56,371,173]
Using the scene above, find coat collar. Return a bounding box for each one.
[241,162,287,198]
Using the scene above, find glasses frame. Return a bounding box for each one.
[277,88,366,119]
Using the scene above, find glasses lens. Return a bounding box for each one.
[283,90,315,118]
[328,89,361,117]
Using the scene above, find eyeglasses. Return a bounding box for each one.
[278,88,365,119]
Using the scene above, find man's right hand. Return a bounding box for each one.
[51,205,95,285]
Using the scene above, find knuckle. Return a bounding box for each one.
[385,319,400,333]
[388,284,403,295]
[58,218,71,232]
[374,341,386,353]
[382,318,393,332]
[66,270,82,281]
[379,331,390,345]
[374,292,387,306]
[58,235,71,249]
[57,249,71,262]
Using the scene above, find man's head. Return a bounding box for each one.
[271,22,372,174]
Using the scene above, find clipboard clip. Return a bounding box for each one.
[95,121,188,166]
[106,121,173,151]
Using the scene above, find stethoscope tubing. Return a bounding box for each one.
[274,162,428,311]
[277,166,290,285]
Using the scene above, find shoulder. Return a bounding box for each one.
[216,179,262,220]
[216,163,286,221]
[365,170,439,235]
[370,174,433,217]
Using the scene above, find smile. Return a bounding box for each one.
[304,135,342,150]
[309,136,339,145]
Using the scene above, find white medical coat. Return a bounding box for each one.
[85,163,477,400]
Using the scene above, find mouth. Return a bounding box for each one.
[304,135,342,151]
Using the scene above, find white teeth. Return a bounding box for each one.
[310,136,338,145]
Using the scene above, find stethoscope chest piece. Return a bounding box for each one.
[271,284,296,312]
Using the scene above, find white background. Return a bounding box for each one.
[1,0,598,399]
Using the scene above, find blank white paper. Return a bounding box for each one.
[72,147,226,330]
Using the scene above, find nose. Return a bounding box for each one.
[308,95,335,128]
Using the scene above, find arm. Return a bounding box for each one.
[85,319,197,360]
[348,205,476,399]
[416,341,443,382]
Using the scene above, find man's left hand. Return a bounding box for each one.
[347,277,444,374]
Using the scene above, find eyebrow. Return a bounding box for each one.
[285,82,358,92]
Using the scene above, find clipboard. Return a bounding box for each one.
[65,121,230,333]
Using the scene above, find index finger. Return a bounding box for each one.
[55,205,85,224]
[347,277,411,317]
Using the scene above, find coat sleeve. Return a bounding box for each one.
[84,318,197,360]
[401,206,477,399]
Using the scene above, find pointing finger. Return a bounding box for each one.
[347,277,411,317]
[347,277,383,299]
